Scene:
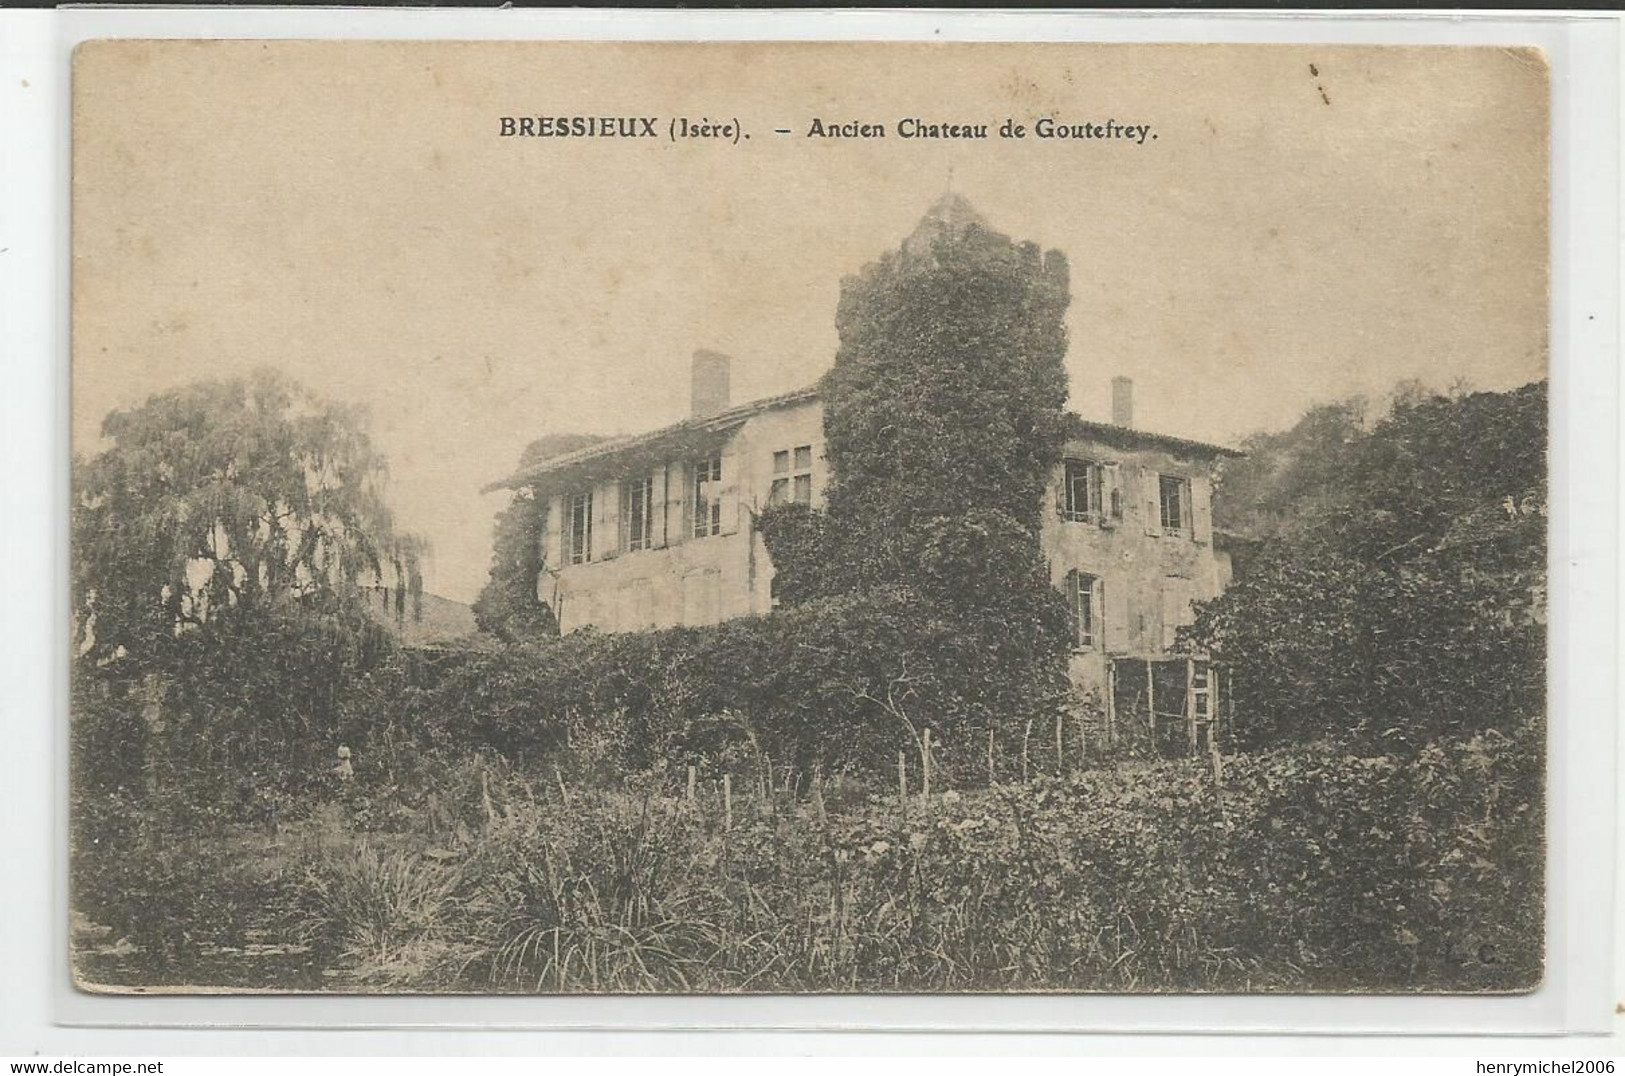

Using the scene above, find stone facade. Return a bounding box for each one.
[1041,429,1236,696]
[490,364,1239,701]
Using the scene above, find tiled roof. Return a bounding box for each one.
[483,385,820,492]
[1062,414,1246,460]
[488,382,1243,494]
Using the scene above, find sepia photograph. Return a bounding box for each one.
[69,40,1549,996]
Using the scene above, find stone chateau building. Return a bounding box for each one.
[489,200,1244,754]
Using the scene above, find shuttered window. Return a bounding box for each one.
[1065,570,1103,650]
[1062,459,1101,521]
[692,453,724,538]
[1158,474,1190,535]
[623,475,654,552]
[1059,458,1120,524]
[566,491,593,565]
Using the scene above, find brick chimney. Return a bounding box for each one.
[690,350,731,418]
[1111,376,1134,428]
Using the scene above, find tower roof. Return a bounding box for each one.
[921,192,986,231]
[903,192,991,256]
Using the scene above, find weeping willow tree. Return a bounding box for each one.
[71,368,424,804]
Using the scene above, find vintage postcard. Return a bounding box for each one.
[70,40,1549,995]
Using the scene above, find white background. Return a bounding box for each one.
[1,6,1619,1057]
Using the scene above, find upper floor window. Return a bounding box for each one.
[566,490,593,565]
[1065,569,1102,650]
[1060,458,1121,524]
[692,453,723,538]
[1159,474,1190,535]
[1063,459,1102,522]
[623,475,654,552]
[770,445,814,507]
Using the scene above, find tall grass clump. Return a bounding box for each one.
[300,841,464,986]
[289,723,1541,995]
[461,793,733,993]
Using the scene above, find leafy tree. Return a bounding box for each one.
[71,369,422,806]
[1187,380,1546,750]
[1212,399,1368,541]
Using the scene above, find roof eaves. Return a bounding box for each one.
[1065,417,1245,460]
[485,385,821,493]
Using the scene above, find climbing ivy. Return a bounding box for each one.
[474,433,607,642]
[758,198,1077,744]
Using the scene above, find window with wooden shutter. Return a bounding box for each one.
[1061,459,1103,523]
[1158,474,1191,536]
[1064,570,1102,650]
[691,453,723,538]
[1192,661,1212,719]
[565,491,593,565]
[623,475,655,552]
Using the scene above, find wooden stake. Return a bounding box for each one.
[813,765,827,825]
[1054,711,1064,775]
[1226,664,1236,735]
[1208,665,1225,783]
[897,750,908,808]
[553,764,571,808]
[1186,658,1198,756]
[1021,720,1033,783]
[922,728,932,802]
[764,752,775,818]
[1106,660,1117,746]
[723,774,733,831]
[686,764,697,804]
[1145,660,1156,744]
[986,726,996,786]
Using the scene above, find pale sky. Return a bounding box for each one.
[73,42,1549,603]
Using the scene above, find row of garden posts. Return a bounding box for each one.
[546,658,1231,828]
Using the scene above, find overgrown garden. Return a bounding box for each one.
[70,214,1546,994]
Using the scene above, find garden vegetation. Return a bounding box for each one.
[70,217,1545,994]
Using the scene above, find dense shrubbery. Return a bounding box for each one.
[280,725,1540,994]
[388,587,1070,788]
[1190,381,1547,751]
